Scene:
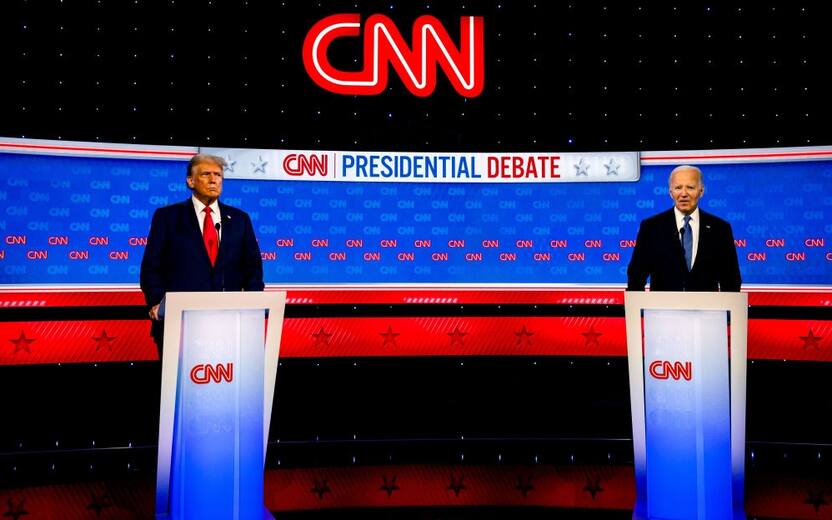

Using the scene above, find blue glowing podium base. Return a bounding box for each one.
[154,292,286,520]
[625,291,747,520]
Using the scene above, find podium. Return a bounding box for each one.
[624,292,748,520]
[154,292,286,520]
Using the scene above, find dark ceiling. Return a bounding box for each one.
[2,0,828,151]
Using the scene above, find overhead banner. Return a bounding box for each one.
[203,148,640,184]
[1,138,831,287]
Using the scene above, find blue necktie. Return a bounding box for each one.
[682,215,693,271]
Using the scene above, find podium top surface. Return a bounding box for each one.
[162,291,286,312]
[624,291,747,311]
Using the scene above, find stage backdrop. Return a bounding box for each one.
[1,138,831,288]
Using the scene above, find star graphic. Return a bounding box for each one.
[800,329,823,350]
[86,490,112,517]
[515,325,534,347]
[3,498,29,520]
[252,155,268,174]
[603,158,620,176]
[582,325,603,348]
[380,325,400,347]
[805,490,829,513]
[311,327,332,347]
[379,474,400,497]
[583,475,604,499]
[9,331,34,354]
[515,476,535,497]
[92,329,116,351]
[310,478,331,500]
[223,156,237,173]
[447,326,467,347]
[573,158,590,177]
[448,474,466,496]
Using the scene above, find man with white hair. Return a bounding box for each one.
[627,165,741,292]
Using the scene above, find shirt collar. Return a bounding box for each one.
[674,206,700,225]
[192,196,220,216]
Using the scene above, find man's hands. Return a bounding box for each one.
[149,304,161,321]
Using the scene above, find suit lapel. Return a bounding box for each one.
[692,210,712,273]
[181,199,213,268]
[663,209,687,269]
[215,203,233,267]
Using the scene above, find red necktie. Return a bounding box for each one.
[203,207,218,267]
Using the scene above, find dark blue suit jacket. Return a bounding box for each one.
[140,199,264,343]
[626,208,741,292]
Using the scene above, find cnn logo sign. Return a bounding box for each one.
[648,360,692,381]
[190,363,234,384]
[303,14,484,97]
[283,153,329,176]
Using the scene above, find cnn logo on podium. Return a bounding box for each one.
[190,363,234,384]
[648,360,692,381]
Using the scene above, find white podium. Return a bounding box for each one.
[154,292,286,520]
[624,292,748,520]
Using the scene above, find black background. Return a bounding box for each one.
[2,0,830,151]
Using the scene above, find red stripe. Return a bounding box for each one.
[1,314,829,364]
[266,464,634,510]
[0,141,195,157]
[2,290,831,308]
[283,316,625,357]
[0,320,157,365]
[642,150,832,161]
[0,466,824,516]
[0,291,146,307]
[748,319,832,361]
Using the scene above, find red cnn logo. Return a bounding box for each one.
[648,360,692,381]
[302,14,484,98]
[283,154,329,176]
[190,363,234,384]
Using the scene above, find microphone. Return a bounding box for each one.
[679,226,685,243]
[215,222,221,242]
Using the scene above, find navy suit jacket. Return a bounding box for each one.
[626,208,741,292]
[140,199,264,343]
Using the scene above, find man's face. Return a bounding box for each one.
[669,168,704,215]
[187,160,223,204]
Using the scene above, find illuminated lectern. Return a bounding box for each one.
[624,291,747,520]
[154,292,286,520]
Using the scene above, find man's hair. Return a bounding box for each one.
[668,165,703,187]
[186,154,226,177]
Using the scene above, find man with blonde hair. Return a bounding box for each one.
[140,154,264,350]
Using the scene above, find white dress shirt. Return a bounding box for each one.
[191,196,222,241]
[674,207,700,268]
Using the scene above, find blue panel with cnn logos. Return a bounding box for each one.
[1,151,830,285]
